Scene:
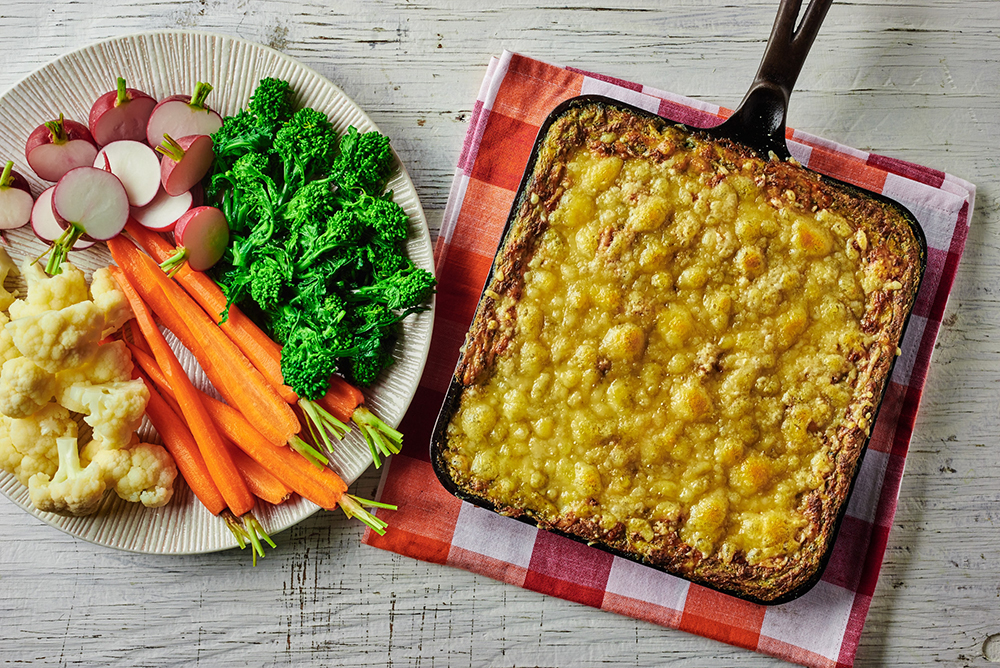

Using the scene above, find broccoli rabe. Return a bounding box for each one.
[330,126,394,197]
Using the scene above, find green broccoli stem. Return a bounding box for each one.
[155,133,185,163]
[44,113,69,144]
[45,224,85,275]
[0,161,13,188]
[339,494,397,536]
[189,81,214,111]
[159,248,188,277]
[351,406,402,469]
[116,77,128,106]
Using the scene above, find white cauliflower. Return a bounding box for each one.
[6,300,105,373]
[89,267,132,337]
[0,248,18,312]
[57,378,149,449]
[0,357,56,419]
[8,260,89,319]
[0,403,76,486]
[28,435,107,516]
[54,340,133,390]
[85,438,177,508]
[0,313,21,365]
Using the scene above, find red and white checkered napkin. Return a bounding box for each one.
[363,51,976,667]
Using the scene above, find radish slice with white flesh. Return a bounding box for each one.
[25,114,99,182]
[94,140,161,207]
[46,166,129,274]
[131,187,192,232]
[0,161,34,230]
[160,205,229,274]
[88,78,157,147]
[145,82,223,147]
[31,186,95,249]
[157,134,214,196]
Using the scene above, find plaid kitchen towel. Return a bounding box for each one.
[362,51,976,668]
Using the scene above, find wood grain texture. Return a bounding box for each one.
[1,0,998,666]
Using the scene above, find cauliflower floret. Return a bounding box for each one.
[6,301,104,373]
[57,378,149,449]
[0,357,56,419]
[0,247,19,312]
[0,403,76,486]
[89,267,132,337]
[0,313,21,365]
[8,260,89,320]
[85,439,177,508]
[28,436,107,516]
[55,340,134,391]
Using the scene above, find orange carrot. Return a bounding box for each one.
[111,266,255,516]
[152,376,292,508]
[128,339,345,508]
[125,219,297,403]
[135,369,227,516]
[109,235,300,447]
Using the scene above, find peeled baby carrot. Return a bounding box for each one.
[111,266,255,516]
[109,235,300,446]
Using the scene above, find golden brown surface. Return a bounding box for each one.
[439,101,924,602]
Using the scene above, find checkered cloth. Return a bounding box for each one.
[362,51,976,667]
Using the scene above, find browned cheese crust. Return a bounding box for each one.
[440,102,923,603]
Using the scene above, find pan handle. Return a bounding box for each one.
[712,0,834,159]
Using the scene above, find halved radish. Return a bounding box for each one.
[46,166,129,274]
[156,134,214,196]
[31,186,95,249]
[160,206,229,275]
[0,161,34,230]
[145,82,223,147]
[94,140,161,207]
[131,187,193,232]
[25,114,99,182]
[88,77,157,147]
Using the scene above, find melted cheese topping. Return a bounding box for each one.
[446,144,880,565]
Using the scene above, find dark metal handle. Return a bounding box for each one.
[713,0,834,159]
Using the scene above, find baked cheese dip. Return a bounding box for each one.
[437,101,923,603]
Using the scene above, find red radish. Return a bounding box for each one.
[25,114,99,182]
[46,166,129,274]
[31,186,95,249]
[146,82,223,147]
[88,77,157,147]
[94,140,161,206]
[132,188,193,232]
[160,206,229,275]
[0,161,34,230]
[156,134,214,196]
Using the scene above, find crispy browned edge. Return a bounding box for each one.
[441,101,924,603]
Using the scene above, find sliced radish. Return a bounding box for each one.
[94,140,161,207]
[160,206,229,274]
[46,166,129,274]
[131,187,192,232]
[31,187,95,249]
[88,77,157,147]
[146,82,223,147]
[157,134,214,197]
[25,114,99,182]
[0,161,34,230]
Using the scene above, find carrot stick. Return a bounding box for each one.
[125,219,298,403]
[127,339,346,509]
[111,266,255,516]
[229,447,293,506]
[135,369,227,516]
[109,235,300,446]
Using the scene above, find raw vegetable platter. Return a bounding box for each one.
[0,30,434,553]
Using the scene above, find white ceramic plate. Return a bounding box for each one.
[0,31,434,553]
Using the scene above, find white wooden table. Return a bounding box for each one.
[1,1,997,666]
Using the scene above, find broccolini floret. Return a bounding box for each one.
[274,107,339,190]
[248,77,294,132]
[330,126,394,196]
